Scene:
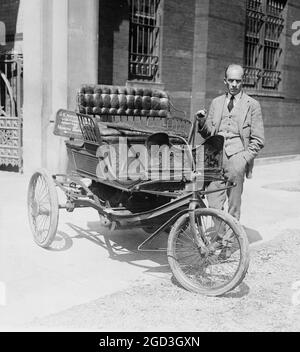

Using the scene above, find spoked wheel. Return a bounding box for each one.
[167,208,249,296]
[27,168,59,248]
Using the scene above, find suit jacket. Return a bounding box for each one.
[198,92,265,178]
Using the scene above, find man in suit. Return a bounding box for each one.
[196,64,265,221]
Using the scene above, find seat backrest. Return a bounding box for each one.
[77,85,170,118]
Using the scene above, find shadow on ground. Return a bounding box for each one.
[48,220,263,278]
[243,226,263,244]
[49,221,171,273]
[171,275,250,298]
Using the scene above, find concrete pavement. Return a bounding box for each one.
[0,158,299,329]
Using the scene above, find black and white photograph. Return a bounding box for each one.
[0,0,299,334]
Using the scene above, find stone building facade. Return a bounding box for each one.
[0,0,299,173]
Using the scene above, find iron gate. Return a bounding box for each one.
[0,53,23,172]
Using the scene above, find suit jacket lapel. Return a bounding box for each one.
[235,92,251,142]
[214,95,226,134]
[236,92,250,128]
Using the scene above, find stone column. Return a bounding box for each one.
[48,0,99,173]
[190,0,210,144]
[68,0,99,109]
[190,0,210,118]
[46,0,69,174]
[22,0,44,173]
[22,0,99,174]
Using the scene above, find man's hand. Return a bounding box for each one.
[195,109,207,119]
[195,109,207,128]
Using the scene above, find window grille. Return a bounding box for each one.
[129,0,161,81]
[244,0,286,91]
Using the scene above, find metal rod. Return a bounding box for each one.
[137,208,189,251]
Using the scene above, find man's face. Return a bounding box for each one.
[224,67,243,96]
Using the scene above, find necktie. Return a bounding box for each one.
[227,95,234,112]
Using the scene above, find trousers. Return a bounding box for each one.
[206,151,247,220]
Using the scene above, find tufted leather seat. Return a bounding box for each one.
[74,84,191,150]
[77,85,170,118]
[62,85,196,185]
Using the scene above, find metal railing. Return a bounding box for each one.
[0,53,23,170]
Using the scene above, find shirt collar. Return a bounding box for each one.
[227,91,243,101]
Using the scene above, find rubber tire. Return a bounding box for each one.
[167,208,249,296]
[27,168,59,248]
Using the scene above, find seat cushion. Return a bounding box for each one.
[78,85,170,118]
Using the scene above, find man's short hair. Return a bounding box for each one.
[224,64,244,78]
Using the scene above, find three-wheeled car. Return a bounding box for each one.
[27,85,249,296]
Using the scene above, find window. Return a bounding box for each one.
[129,0,161,81]
[244,0,286,91]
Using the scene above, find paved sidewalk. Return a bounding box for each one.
[0,158,299,328]
[240,159,300,245]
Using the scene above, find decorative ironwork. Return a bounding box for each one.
[262,69,281,89]
[129,0,161,81]
[243,67,261,87]
[0,117,20,167]
[244,0,286,91]
[129,53,159,79]
[0,53,23,170]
